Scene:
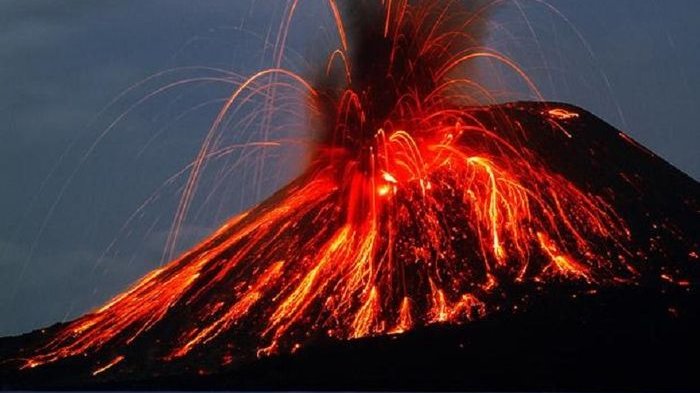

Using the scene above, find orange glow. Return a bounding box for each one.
[377,184,391,196]
[547,108,580,120]
[390,297,414,334]
[537,232,591,281]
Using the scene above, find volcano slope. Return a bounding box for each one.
[1,101,698,390]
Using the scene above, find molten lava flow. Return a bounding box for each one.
[21,0,641,373]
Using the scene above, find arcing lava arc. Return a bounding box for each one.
[1,0,698,388]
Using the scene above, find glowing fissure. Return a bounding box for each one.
[21,0,642,372]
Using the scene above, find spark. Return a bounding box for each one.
[92,356,125,376]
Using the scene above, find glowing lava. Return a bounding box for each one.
[18,0,654,374]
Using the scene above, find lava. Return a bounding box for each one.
[13,0,682,376]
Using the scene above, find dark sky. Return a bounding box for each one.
[1,0,698,336]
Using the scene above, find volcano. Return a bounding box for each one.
[2,0,699,390]
[2,101,699,390]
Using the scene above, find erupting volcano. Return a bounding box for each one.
[2,0,699,390]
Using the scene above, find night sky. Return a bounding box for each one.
[1,0,698,336]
